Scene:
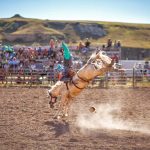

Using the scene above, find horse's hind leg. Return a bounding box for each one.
[61,97,73,118]
[52,95,67,119]
[64,98,74,117]
[56,95,70,119]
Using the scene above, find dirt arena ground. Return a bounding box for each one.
[0,87,150,150]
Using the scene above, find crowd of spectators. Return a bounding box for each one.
[77,38,91,54]
[0,38,121,74]
[0,45,61,72]
[134,61,150,77]
[101,39,121,51]
[0,39,84,82]
[1,38,149,85]
[76,38,121,63]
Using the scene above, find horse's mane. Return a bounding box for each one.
[87,51,98,64]
[90,52,97,59]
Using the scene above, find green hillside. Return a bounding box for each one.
[0,15,150,48]
[98,21,150,48]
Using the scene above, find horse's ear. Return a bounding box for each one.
[111,59,114,66]
[97,48,102,53]
[94,51,97,56]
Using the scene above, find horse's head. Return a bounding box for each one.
[87,51,115,71]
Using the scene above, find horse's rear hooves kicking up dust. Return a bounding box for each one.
[48,51,118,119]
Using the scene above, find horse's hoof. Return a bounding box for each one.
[53,115,60,120]
[64,113,68,117]
[50,105,54,109]
[62,113,68,118]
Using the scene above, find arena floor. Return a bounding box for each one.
[0,87,150,150]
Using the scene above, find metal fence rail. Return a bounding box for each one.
[0,68,149,88]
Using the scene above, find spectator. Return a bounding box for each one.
[37,47,42,56]
[54,61,64,81]
[81,38,91,54]
[102,44,106,51]
[117,40,121,48]
[107,38,112,49]
[135,63,143,75]
[78,41,85,51]
[114,40,117,49]
[57,40,62,49]
[49,39,55,50]
[85,38,91,48]
[111,54,119,63]
[143,61,149,75]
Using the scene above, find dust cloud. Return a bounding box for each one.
[76,103,150,134]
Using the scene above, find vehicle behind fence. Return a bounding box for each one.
[0,68,149,88]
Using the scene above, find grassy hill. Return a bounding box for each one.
[97,22,150,48]
[0,15,150,48]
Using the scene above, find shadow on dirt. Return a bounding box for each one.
[44,120,70,137]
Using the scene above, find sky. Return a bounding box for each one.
[0,0,150,24]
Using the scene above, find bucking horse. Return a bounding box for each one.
[48,51,117,119]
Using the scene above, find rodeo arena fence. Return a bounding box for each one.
[0,68,149,88]
[0,43,149,88]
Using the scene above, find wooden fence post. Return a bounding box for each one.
[105,72,109,88]
[132,68,135,88]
